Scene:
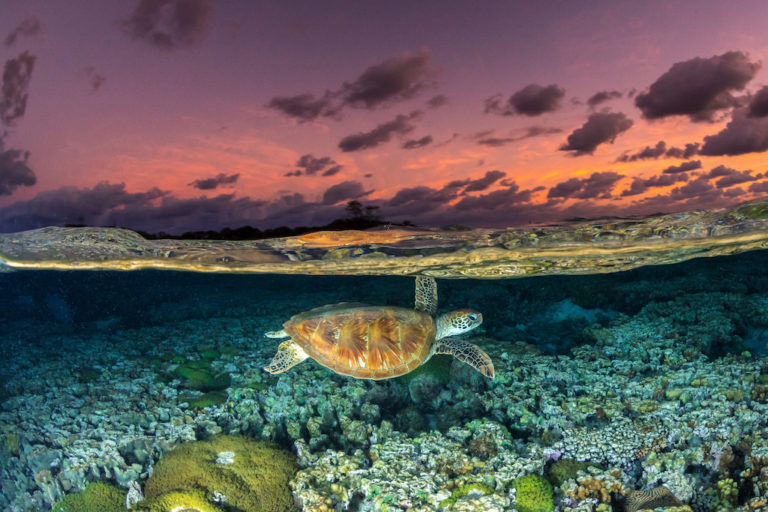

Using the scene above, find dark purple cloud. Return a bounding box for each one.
[0,142,35,195]
[402,135,433,149]
[635,51,760,122]
[122,0,212,50]
[188,172,239,190]
[4,16,42,47]
[617,141,667,162]
[477,136,516,147]
[705,165,761,188]
[455,180,535,210]
[548,171,624,200]
[341,49,432,109]
[295,154,342,176]
[699,107,768,156]
[664,143,701,159]
[338,111,421,152]
[0,181,170,231]
[484,83,565,116]
[587,90,622,108]
[748,181,768,194]
[426,94,448,109]
[669,176,718,201]
[267,92,338,123]
[475,126,561,147]
[559,112,633,156]
[661,160,702,174]
[82,66,106,91]
[621,172,688,196]
[749,86,768,118]
[321,180,372,204]
[463,170,506,193]
[1,51,36,126]
[269,50,432,122]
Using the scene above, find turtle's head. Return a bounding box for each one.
[436,309,483,339]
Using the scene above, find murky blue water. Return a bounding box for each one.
[2,250,768,511]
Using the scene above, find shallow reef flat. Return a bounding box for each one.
[4,199,768,278]
[1,254,768,511]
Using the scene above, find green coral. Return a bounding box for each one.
[173,360,231,392]
[138,435,297,512]
[182,391,228,411]
[51,482,125,512]
[439,482,494,507]
[514,474,554,512]
[546,458,600,487]
[716,477,738,505]
[200,348,220,360]
[77,367,101,383]
[758,374,768,385]
[397,354,453,386]
[1,432,20,456]
[137,490,222,512]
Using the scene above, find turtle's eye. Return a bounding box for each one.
[468,314,478,322]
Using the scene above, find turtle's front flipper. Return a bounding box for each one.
[415,276,437,315]
[265,329,289,338]
[433,338,494,379]
[264,341,309,374]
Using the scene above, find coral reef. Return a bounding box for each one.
[139,435,297,512]
[50,482,125,512]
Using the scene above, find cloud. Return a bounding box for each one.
[4,16,42,47]
[426,94,448,109]
[477,136,516,147]
[699,107,768,156]
[661,160,702,174]
[559,112,633,156]
[292,154,343,176]
[749,86,768,118]
[267,92,338,123]
[484,83,565,116]
[548,171,624,200]
[82,66,106,91]
[0,181,169,231]
[402,135,433,149]
[587,90,622,108]
[321,180,373,204]
[341,49,432,109]
[188,172,239,190]
[475,126,561,147]
[621,172,688,197]
[705,165,761,188]
[268,50,432,122]
[122,0,212,50]
[455,180,535,210]
[1,51,36,126]
[338,111,421,152]
[0,141,36,195]
[617,141,668,162]
[669,176,718,201]
[664,142,700,159]
[635,51,760,122]
[463,170,506,193]
[748,181,768,194]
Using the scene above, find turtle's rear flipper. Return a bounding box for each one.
[264,341,309,374]
[433,338,494,379]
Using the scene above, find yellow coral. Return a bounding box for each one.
[137,435,297,512]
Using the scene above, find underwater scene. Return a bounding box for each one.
[6,3,768,511]
[2,202,768,512]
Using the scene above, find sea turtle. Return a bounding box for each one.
[263,276,494,380]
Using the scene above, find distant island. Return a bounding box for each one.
[70,201,419,240]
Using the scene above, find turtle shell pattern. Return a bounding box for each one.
[282,303,435,379]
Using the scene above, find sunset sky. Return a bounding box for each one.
[2,0,768,233]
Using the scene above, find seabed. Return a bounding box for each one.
[2,200,768,512]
